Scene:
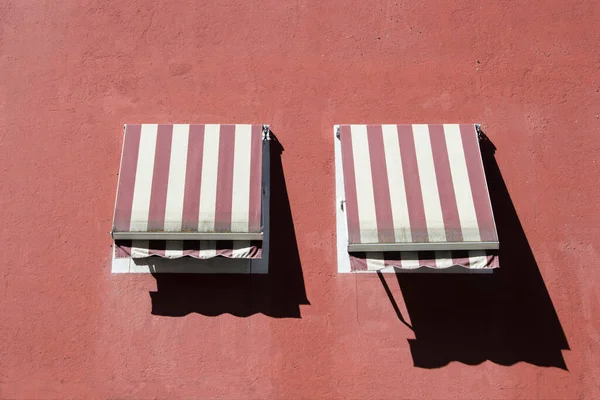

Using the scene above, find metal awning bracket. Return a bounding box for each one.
[475,123,482,139]
[262,124,271,140]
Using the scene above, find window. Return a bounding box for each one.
[334,124,498,273]
[111,124,270,273]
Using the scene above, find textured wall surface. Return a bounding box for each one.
[1,0,599,398]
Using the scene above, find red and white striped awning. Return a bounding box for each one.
[112,124,264,259]
[339,124,498,271]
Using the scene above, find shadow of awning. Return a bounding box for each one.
[149,132,310,318]
[387,131,569,368]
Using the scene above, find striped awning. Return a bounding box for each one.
[112,124,265,259]
[339,124,498,271]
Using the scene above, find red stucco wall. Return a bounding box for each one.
[1,0,599,398]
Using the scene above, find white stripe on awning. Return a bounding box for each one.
[130,124,158,232]
[198,124,221,233]
[163,124,189,232]
[412,124,446,243]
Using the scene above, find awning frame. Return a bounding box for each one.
[348,241,499,253]
[111,232,263,241]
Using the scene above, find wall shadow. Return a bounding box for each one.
[149,133,310,318]
[392,132,569,369]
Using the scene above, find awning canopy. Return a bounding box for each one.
[112,124,265,259]
[339,124,498,253]
[337,123,499,272]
